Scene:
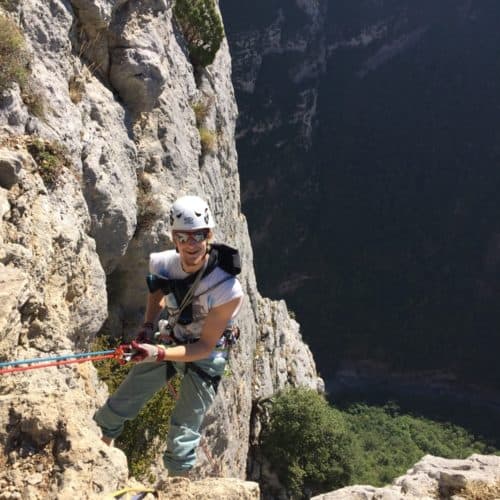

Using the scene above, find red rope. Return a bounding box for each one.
[0,353,116,375]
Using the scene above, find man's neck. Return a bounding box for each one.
[181,253,208,274]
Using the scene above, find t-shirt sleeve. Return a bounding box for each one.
[209,277,244,313]
[149,251,171,277]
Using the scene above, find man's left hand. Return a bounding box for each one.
[130,341,166,363]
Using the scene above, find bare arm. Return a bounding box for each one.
[160,296,242,362]
[144,289,164,324]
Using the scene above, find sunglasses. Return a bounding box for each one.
[174,230,209,244]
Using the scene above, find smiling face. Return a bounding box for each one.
[173,229,212,273]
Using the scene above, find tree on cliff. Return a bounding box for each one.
[173,0,224,67]
[261,388,355,499]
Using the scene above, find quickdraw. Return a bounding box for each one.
[0,346,132,375]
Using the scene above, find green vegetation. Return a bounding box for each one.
[345,403,496,486]
[190,96,217,156]
[198,127,217,154]
[260,389,498,498]
[26,138,71,188]
[93,336,179,478]
[0,15,44,116]
[173,0,224,67]
[261,388,355,499]
[191,98,211,125]
[0,15,29,93]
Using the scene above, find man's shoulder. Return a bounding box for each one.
[149,249,179,277]
[208,265,238,282]
[203,266,243,295]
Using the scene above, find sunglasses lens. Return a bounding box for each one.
[175,231,208,243]
[193,231,207,242]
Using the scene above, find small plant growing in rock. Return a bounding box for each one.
[198,127,217,155]
[0,14,30,93]
[68,75,85,104]
[26,138,71,188]
[191,97,212,125]
[21,87,45,117]
[0,15,45,117]
[136,174,163,232]
[173,0,224,67]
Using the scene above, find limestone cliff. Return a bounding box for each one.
[0,0,322,497]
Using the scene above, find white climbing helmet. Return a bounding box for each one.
[169,195,215,232]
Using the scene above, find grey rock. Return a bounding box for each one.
[110,47,168,113]
[0,150,23,189]
[0,187,9,219]
[108,0,171,113]
[313,454,500,499]
[0,88,30,133]
[0,264,29,353]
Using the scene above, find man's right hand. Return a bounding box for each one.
[135,322,155,343]
[130,341,166,363]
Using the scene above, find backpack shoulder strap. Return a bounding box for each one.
[209,244,241,276]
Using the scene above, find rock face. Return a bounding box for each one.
[0,0,321,497]
[312,454,500,500]
[156,477,260,499]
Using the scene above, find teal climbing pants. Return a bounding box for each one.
[93,356,226,473]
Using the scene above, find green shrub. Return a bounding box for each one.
[0,15,29,93]
[26,138,71,188]
[261,388,355,499]
[93,336,179,479]
[173,0,224,67]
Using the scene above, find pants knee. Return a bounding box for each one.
[94,401,127,439]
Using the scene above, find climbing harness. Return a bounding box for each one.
[156,323,239,387]
[0,346,132,375]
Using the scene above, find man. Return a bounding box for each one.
[94,195,244,476]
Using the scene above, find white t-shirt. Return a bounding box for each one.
[150,249,244,343]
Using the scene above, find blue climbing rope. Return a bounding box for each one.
[0,350,115,368]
